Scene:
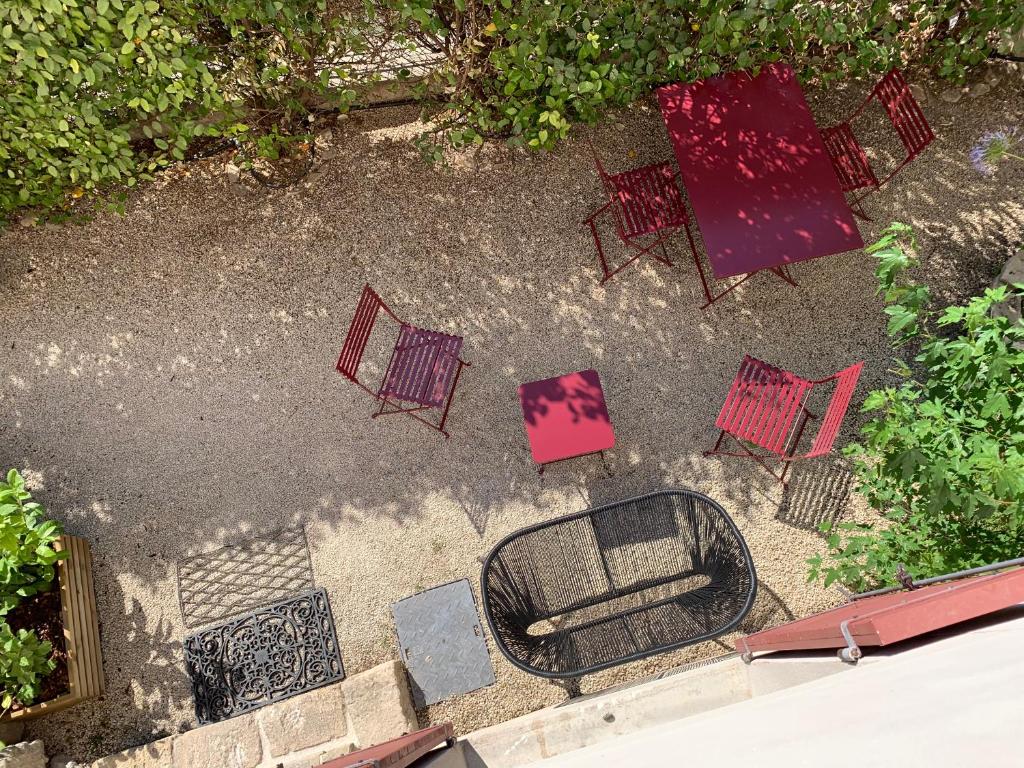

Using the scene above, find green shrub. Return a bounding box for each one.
[0,0,372,222]
[3,0,1021,218]
[808,224,1024,591]
[392,0,1023,158]
[0,0,220,218]
[0,469,66,617]
[188,0,368,134]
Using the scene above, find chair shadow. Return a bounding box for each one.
[776,458,855,533]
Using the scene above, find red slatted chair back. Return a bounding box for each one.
[609,163,688,239]
[589,145,687,241]
[804,361,864,458]
[822,123,879,192]
[336,284,399,386]
[872,68,934,160]
[716,356,814,457]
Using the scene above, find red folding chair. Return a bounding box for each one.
[705,356,864,486]
[336,284,469,438]
[822,68,934,220]
[584,144,700,284]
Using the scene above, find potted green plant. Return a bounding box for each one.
[0,469,103,725]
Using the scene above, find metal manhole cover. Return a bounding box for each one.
[392,579,495,707]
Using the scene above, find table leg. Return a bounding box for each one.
[698,265,800,308]
[769,264,799,287]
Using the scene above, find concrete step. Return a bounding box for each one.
[459,650,887,768]
[461,655,752,768]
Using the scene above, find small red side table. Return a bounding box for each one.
[518,369,615,473]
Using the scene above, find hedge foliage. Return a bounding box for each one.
[402,0,1024,157]
[1,0,1022,220]
[0,0,372,221]
[1,0,216,216]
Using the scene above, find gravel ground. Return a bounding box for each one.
[1,63,1022,761]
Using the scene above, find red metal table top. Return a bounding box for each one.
[518,369,615,465]
[657,62,863,279]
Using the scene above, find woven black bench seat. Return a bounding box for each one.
[480,489,757,678]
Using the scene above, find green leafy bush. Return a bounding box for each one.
[393,0,1023,158]
[0,469,66,616]
[808,224,1024,591]
[0,0,372,222]
[0,0,220,217]
[0,622,55,717]
[3,0,1021,218]
[188,0,368,133]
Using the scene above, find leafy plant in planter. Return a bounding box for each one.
[0,624,55,720]
[808,224,1024,591]
[0,469,66,718]
[0,469,65,616]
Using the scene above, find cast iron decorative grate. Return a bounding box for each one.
[184,588,345,724]
[176,526,315,629]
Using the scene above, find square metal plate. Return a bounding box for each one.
[392,579,495,707]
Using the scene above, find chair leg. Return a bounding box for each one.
[587,207,680,284]
[704,429,727,456]
[436,358,469,438]
[770,264,800,288]
[705,431,791,486]
[654,240,674,267]
[370,359,469,438]
[683,224,714,306]
[372,396,391,419]
[588,218,615,283]
[848,191,873,221]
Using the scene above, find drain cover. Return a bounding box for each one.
[392,579,495,707]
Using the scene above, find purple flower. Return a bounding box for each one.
[970,127,1022,176]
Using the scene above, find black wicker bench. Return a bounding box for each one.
[480,489,756,678]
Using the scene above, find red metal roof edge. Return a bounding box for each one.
[736,566,1024,655]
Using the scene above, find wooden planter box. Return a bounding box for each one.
[5,535,104,720]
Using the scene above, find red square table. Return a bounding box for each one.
[518,369,615,473]
[657,63,863,307]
